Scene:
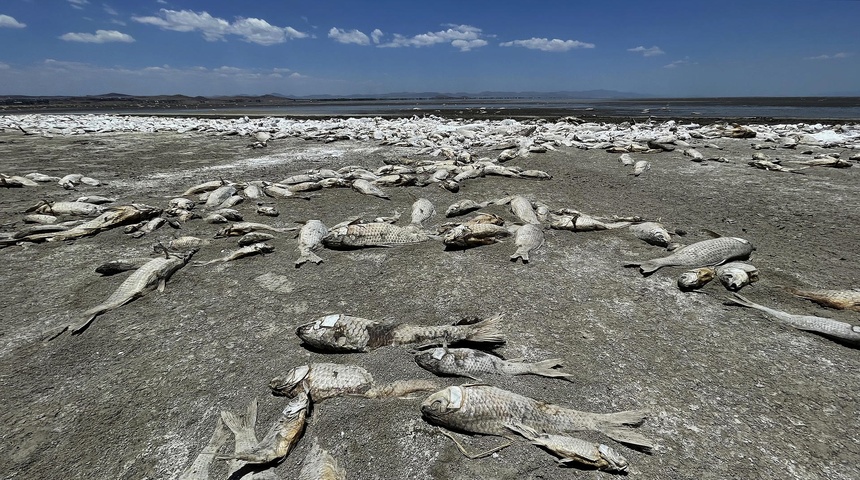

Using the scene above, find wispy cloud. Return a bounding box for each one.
[628,45,664,57]
[379,24,488,52]
[328,27,370,45]
[500,37,594,52]
[0,14,26,28]
[132,9,307,46]
[59,29,134,43]
[103,3,118,16]
[664,58,696,68]
[805,52,851,60]
[68,0,89,9]
[370,29,383,44]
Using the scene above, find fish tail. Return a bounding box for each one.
[509,248,529,263]
[596,410,654,451]
[725,292,756,308]
[219,397,258,442]
[295,251,323,267]
[527,359,574,379]
[464,314,506,344]
[637,261,661,274]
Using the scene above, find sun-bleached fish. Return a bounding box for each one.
[182,180,227,196]
[167,236,210,251]
[178,418,230,480]
[217,392,308,465]
[442,223,514,249]
[632,160,650,176]
[551,213,631,232]
[351,178,389,199]
[625,237,754,275]
[256,205,279,217]
[296,219,327,267]
[54,249,197,337]
[786,157,851,168]
[75,195,116,205]
[410,198,436,226]
[784,287,860,311]
[725,292,860,346]
[677,267,715,291]
[415,347,573,381]
[31,200,104,217]
[715,262,759,291]
[510,224,544,263]
[445,199,488,218]
[295,314,505,353]
[22,214,58,224]
[269,363,437,402]
[297,442,346,480]
[218,399,260,477]
[509,196,541,225]
[629,222,672,247]
[204,184,237,208]
[193,243,273,266]
[322,222,432,248]
[25,172,60,183]
[506,423,628,473]
[238,232,275,247]
[215,222,295,237]
[420,385,653,450]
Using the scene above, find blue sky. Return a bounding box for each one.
[0,0,858,97]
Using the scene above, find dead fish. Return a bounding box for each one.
[168,236,210,251]
[415,347,573,381]
[94,257,153,276]
[519,169,552,180]
[786,157,852,168]
[217,392,309,465]
[53,249,197,337]
[269,363,437,402]
[30,204,161,242]
[58,173,83,189]
[22,214,58,224]
[322,222,431,248]
[178,418,230,480]
[618,153,634,166]
[295,313,505,353]
[684,148,704,162]
[445,199,488,217]
[193,243,274,266]
[351,179,389,199]
[748,159,805,173]
[204,214,228,224]
[624,237,754,275]
[256,205,279,217]
[550,214,630,232]
[288,181,323,193]
[216,195,244,209]
[629,222,672,247]
[33,200,104,217]
[632,160,650,176]
[281,173,322,185]
[263,183,300,198]
[677,267,716,291]
[211,208,243,221]
[11,222,77,240]
[205,184,237,208]
[442,223,514,249]
[510,224,544,263]
[243,184,265,199]
[74,195,115,205]
[506,423,628,473]
[238,232,275,246]
[725,292,860,346]
[510,196,541,225]
[715,262,759,291]
[784,287,860,312]
[219,399,261,477]
[420,385,653,450]
[296,219,327,267]
[25,172,60,183]
[215,222,295,237]
[168,198,195,210]
[79,176,101,186]
[411,198,436,227]
[182,180,227,196]
[128,217,167,238]
[297,442,346,480]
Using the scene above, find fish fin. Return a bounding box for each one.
[178,417,230,480]
[438,428,513,459]
[294,251,323,267]
[528,359,575,379]
[725,292,756,308]
[220,398,258,440]
[509,249,529,263]
[636,261,660,274]
[157,278,166,292]
[463,314,506,345]
[597,409,654,451]
[504,422,539,440]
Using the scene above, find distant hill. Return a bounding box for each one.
[271,90,653,100]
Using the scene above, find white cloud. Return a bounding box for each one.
[0,14,26,28]
[379,24,488,52]
[59,29,135,43]
[664,58,695,68]
[328,27,370,45]
[499,37,595,52]
[628,45,664,57]
[68,0,89,9]
[0,62,9,69]
[132,9,306,45]
[103,4,118,16]
[371,28,383,44]
[805,52,851,60]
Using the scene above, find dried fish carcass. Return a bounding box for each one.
[322,222,431,248]
[625,237,754,275]
[715,262,759,291]
[295,219,327,266]
[415,347,573,380]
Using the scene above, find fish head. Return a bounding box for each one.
[420,386,464,423]
[414,348,455,372]
[295,314,365,352]
[269,365,310,397]
[597,444,629,472]
[677,267,715,291]
[718,269,750,291]
[283,390,310,418]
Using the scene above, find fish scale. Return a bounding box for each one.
[271,363,374,400]
[510,196,541,225]
[322,222,431,248]
[415,347,572,380]
[628,236,753,274]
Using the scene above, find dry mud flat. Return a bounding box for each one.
[1,121,859,480]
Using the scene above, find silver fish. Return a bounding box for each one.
[351,179,389,199]
[784,286,860,312]
[296,220,327,267]
[182,180,227,196]
[30,204,161,242]
[715,262,759,291]
[725,292,860,346]
[297,442,346,480]
[618,153,634,166]
[442,223,513,249]
[22,214,58,224]
[510,224,544,263]
[238,231,275,247]
[507,423,628,473]
[677,267,716,291]
[75,195,115,205]
[410,198,436,226]
[519,169,552,180]
[415,347,573,381]
[24,172,60,182]
[550,214,630,232]
[168,236,210,251]
[217,195,244,209]
[212,208,243,221]
[218,392,309,465]
[420,385,653,449]
[510,196,541,225]
[625,237,754,275]
[322,222,431,248]
[59,249,196,336]
[33,200,104,217]
[632,160,650,176]
[445,199,488,217]
[295,313,505,352]
[169,198,195,210]
[205,184,237,208]
[178,418,230,480]
[629,222,672,247]
[256,205,279,217]
[193,243,274,266]
[269,363,437,402]
[215,222,295,237]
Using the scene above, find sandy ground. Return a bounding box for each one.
[1,123,859,480]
